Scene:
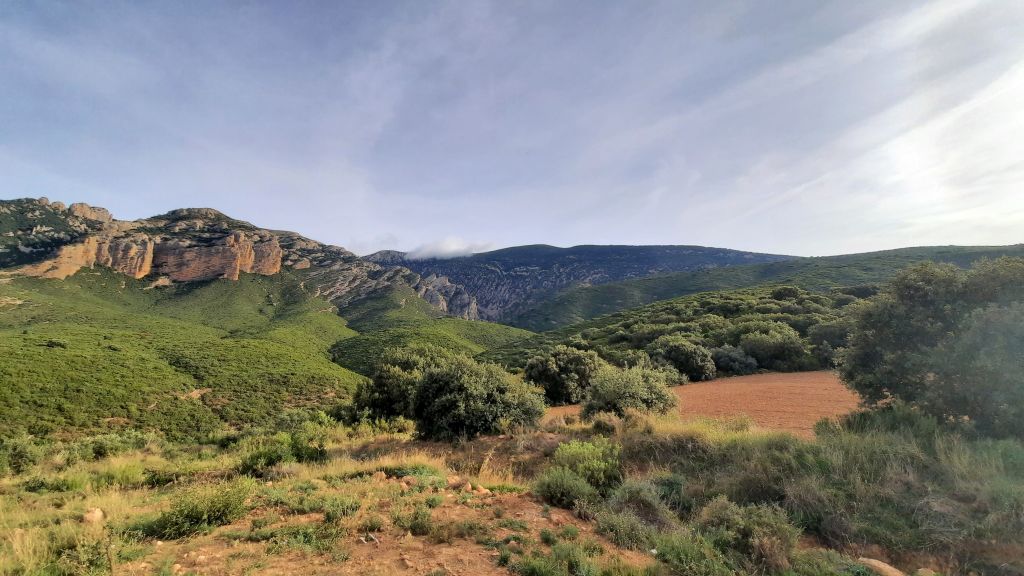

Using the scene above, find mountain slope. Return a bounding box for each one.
[365,244,792,322]
[0,197,479,319]
[509,244,1024,330]
[0,269,365,439]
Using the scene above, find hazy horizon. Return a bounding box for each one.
[3,1,1023,257]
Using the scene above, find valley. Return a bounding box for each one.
[1,197,1022,576]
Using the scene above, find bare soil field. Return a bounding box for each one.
[547,371,861,438]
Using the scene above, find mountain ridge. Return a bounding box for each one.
[364,243,793,322]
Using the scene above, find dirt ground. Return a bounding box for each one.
[548,370,861,438]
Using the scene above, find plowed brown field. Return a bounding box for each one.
[548,370,861,438]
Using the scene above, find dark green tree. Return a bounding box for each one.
[524,345,604,405]
[647,335,716,381]
[415,355,545,440]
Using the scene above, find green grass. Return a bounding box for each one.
[0,270,365,439]
[329,284,534,375]
[510,244,1024,331]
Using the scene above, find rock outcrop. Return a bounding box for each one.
[1,197,479,320]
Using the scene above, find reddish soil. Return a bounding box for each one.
[548,371,861,438]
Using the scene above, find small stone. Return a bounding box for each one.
[446,475,462,488]
[81,508,105,525]
[400,475,418,486]
[372,471,387,482]
[461,482,473,492]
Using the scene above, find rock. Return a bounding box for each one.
[400,475,419,486]
[446,475,462,488]
[858,558,906,576]
[68,203,113,223]
[81,508,105,525]
[372,471,388,482]
[476,486,492,496]
[462,482,474,492]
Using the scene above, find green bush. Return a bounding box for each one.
[354,345,460,419]
[653,531,734,576]
[525,345,605,405]
[696,496,800,573]
[841,258,1024,438]
[0,435,43,475]
[238,433,294,477]
[414,354,545,441]
[595,509,657,550]
[534,467,599,509]
[582,366,677,419]
[607,480,678,529]
[551,438,623,494]
[647,335,716,382]
[323,496,361,523]
[144,479,255,539]
[710,345,758,376]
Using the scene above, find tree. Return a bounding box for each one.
[353,345,459,419]
[840,258,1024,438]
[415,355,545,440]
[927,304,1024,438]
[711,345,758,376]
[647,335,716,381]
[524,345,604,405]
[582,366,677,418]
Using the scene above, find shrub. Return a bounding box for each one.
[414,354,545,441]
[595,509,656,550]
[238,433,294,477]
[551,438,623,494]
[840,258,1024,438]
[653,531,734,576]
[582,366,677,419]
[323,496,361,522]
[696,496,800,573]
[737,323,808,371]
[710,345,758,376]
[607,480,678,529]
[145,479,255,539]
[0,435,43,475]
[534,467,599,509]
[524,345,604,405]
[393,505,434,536]
[354,345,461,419]
[647,336,716,381]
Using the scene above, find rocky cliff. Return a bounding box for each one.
[0,198,479,320]
[365,244,794,323]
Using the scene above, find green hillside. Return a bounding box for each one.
[0,269,534,439]
[329,284,534,375]
[483,284,861,370]
[0,270,367,439]
[509,244,1024,330]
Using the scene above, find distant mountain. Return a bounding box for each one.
[508,244,1024,331]
[0,197,479,319]
[364,244,793,322]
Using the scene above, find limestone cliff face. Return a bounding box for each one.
[152,233,282,281]
[1,198,479,321]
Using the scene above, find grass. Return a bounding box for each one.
[0,270,532,439]
[0,270,364,439]
[329,284,533,375]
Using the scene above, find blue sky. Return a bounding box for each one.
[2,1,1022,257]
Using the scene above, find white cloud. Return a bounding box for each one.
[406,237,494,260]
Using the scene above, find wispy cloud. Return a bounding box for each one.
[0,0,1021,255]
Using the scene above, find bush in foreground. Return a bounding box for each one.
[143,478,254,539]
[534,467,599,509]
[414,355,545,440]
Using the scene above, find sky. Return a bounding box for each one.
[1,1,1023,257]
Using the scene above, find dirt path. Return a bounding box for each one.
[548,371,861,438]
